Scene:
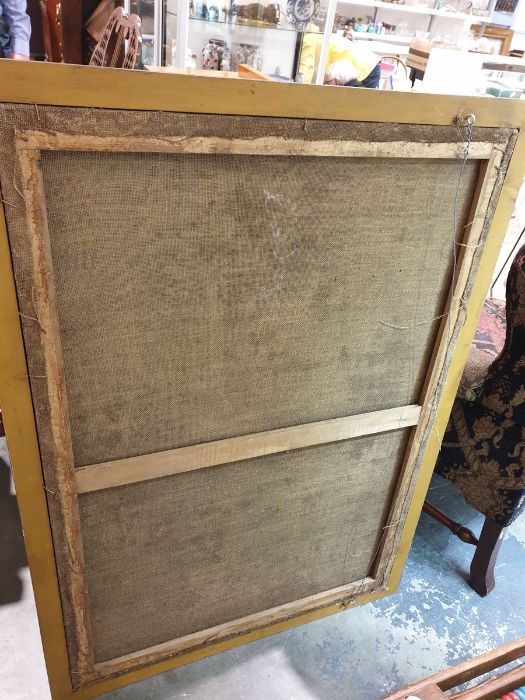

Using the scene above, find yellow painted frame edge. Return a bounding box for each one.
[0,204,73,700]
[0,62,524,699]
[1,59,525,127]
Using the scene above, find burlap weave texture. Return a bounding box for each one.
[40,151,478,468]
[80,431,408,661]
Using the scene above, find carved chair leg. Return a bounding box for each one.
[469,517,506,597]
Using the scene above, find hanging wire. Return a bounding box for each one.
[448,114,475,344]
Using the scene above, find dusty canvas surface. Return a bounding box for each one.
[40,148,476,663]
[79,430,408,661]
[39,151,477,468]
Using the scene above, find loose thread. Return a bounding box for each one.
[457,240,482,251]
[1,198,17,209]
[29,285,46,334]
[380,122,473,333]
[340,516,403,609]
[382,519,401,532]
[380,274,470,333]
[31,284,38,312]
[13,373,47,380]
[19,311,40,323]
[380,313,446,331]
[463,212,485,230]
[374,120,475,604]
[12,172,25,201]
[19,310,47,335]
[431,120,473,412]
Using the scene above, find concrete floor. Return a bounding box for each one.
[2,219,525,700]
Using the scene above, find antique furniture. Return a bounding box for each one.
[426,244,525,596]
[89,6,141,68]
[1,62,525,699]
[30,1,127,65]
[382,636,525,700]
[26,0,82,63]
[38,0,63,62]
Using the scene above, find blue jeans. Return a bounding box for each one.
[0,15,10,58]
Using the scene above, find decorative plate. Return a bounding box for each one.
[285,0,320,29]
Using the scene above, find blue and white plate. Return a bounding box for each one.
[285,0,320,30]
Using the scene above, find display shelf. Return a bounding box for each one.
[338,0,475,21]
[156,0,347,82]
[183,10,305,80]
[351,36,410,54]
[186,15,321,34]
[349,30,415,42]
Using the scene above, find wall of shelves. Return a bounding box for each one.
[337,0,488,47]
[338,0,476,21]
[135,0,497,83]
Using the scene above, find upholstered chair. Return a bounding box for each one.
[426,243,525,595]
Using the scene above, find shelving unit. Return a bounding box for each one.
[183,16,307,78]
[350,30,414,41]
[339,0,476,21]
[337,0,491,48]
[186,18,307,33]
[137,0,337,83]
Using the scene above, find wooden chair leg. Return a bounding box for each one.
[423,501,479,545]
[469,517,506,597]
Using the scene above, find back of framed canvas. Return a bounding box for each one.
[0,67,524,699]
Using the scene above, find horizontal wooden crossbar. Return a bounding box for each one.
[75,404,421,494]
[16,130,495,159]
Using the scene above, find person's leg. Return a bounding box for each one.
[361,63,381,89]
